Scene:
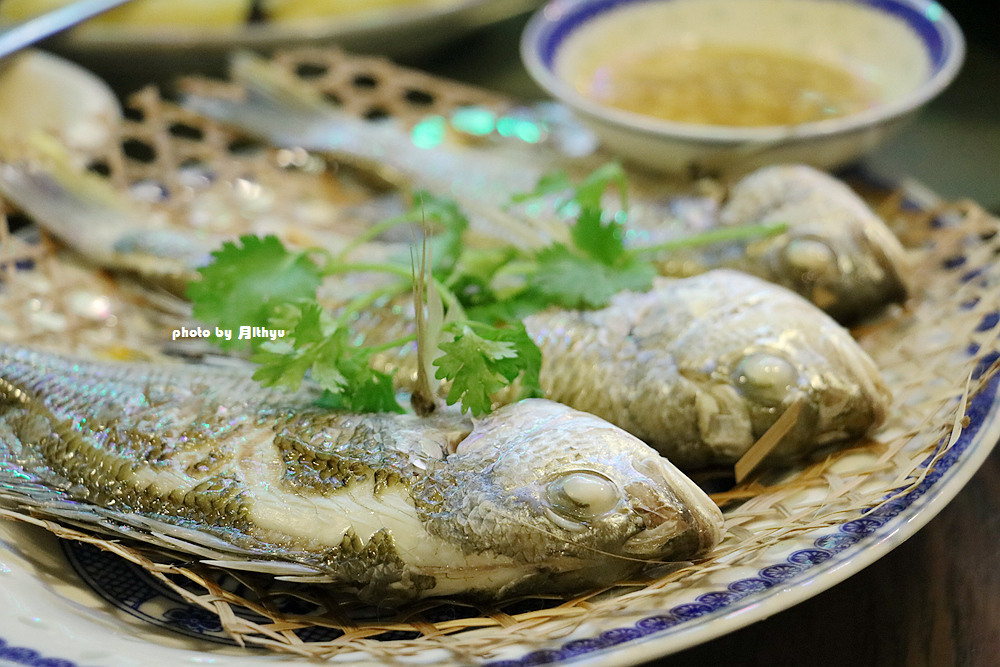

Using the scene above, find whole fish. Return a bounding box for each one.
[530,270,890,468]
[177,51,910,322]
[0,344,723,602]
[365,270,891,469]
[0,106,907,323]
[0,136,405,297]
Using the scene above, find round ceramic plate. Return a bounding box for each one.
[1,180,999,666]
[46,0,542,58]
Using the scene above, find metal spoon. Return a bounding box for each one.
[0,0,135,60]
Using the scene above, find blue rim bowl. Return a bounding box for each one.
[520,0,966,173]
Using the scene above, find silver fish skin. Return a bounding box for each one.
[355,269,891,469]
[0,139,405,297]
[0,159,892,470]
[527,269,891,468]
[0,344,723,602]
[178,53,909,321]
[0,59,909,322]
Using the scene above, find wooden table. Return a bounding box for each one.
[649,446,1000,667]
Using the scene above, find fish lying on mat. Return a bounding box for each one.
[655,164,910,323]
[0,344,723,602]
[178,52,910,322]
[362,270,892,469]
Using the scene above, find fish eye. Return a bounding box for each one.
[732,352,798,406]
[782,237,840,279]
[545,471,622,522]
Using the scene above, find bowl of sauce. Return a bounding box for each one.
[521,0,965,174]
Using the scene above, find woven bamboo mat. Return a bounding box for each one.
[1,48,999,665]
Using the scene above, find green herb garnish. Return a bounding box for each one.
[188,163,785,415]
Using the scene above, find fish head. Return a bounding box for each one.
[724,164,910,323]
[416,399,723,577]
[631,271,890,466]
[749,211,909,324]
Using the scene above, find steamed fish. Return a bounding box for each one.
[0,138,404,296]
[362,270,891,469]
[527,270,890,468]
[0,105,908,322]
[178,52,910,321]
[0,344,723,601]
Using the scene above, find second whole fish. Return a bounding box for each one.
[366,269,892,470]
[0,149,891,469]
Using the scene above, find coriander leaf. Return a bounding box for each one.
[314,366,401,413]
[572,162,628,212]
[464,289,553,325]
[445,246,520,309]
[250,341,314,391]
[188,235,322,349]
[290,301,329,348]
[571,206,627,266]
[482,322,543,399]
[250,303,405,413]
[434,326,518,415]
[531,245,655,309]
[316,359,404,414]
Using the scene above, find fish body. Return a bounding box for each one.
[0,148,891,469]
[0,58,909,321]
[528,270,890,468]
[0,148,209,292]
[356,269,890,469]
[0,344,723,601]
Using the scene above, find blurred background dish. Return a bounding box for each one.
[0,0,543,87]
[520,0,965,175]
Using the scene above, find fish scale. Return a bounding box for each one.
[0,343,723,601]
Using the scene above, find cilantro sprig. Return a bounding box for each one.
[186,230,541,416]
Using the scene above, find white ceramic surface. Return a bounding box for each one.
[521,0,965,174]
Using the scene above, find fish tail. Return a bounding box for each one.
[0,132,138,262]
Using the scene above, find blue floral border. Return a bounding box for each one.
[0,638,80,667]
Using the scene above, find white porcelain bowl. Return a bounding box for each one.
[521,0,965,174]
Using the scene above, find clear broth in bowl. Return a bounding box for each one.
[576,45,880,127]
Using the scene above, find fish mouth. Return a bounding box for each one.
[621,458,724,560]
